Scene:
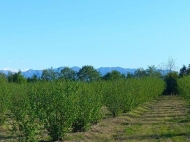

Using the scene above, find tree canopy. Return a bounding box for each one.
[103,70,125,80]
[59,67,76,81]
[7,71,27,84]
[41,67,58,81]
[77,65,101,82]
[179,64,190,78]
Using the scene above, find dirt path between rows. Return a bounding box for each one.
[65,95,190,142]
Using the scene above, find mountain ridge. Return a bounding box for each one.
[0,66,136,78]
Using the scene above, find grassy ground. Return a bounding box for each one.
[1,95,190,142]
[64,95,190,142]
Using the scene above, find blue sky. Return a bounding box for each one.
[0,0,190,71]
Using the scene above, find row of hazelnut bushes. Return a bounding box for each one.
[178,76,190,101]
[0,77,165,141]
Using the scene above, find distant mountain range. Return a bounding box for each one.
[0,66,137,78]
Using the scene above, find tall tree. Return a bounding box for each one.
[166,57,176,73]
[103,70,125,80]
[59,67,76,81]
[126,72,134,79]
[163,72,178,95]
[179,65,187,78]
[134,68,147,78]
[7,72,14,82]
[77,65,100,82]
[27,74,39,82]
[179,64,190,77]
[146,65,162,78]
[8,71,27,84]
[41,67,58,81]
[158,57,176,74]
[186,64,190,75]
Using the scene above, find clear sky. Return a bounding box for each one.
[0,0,190,71]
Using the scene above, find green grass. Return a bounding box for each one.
[63,95,190,142]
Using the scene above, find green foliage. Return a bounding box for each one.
[41,67,58,81]
[0,72,7,83]
[0,81,10,125]
[59,67,76,81]
[0,73,165,141]
[27,81,79,141]
[104,77,165,117]
[9,84,40,142]
[7,72,14,82]
[104,80,126,117]
[77,65,101,82]
[7,71,27,84]
[163,72,178,95]
[27,74,39,82]
[134,68,147,77]
[103,70,125,80]
[179,64,190,78]
[134,66,162,78]
[178,76,190,100]
[72,82,103,132]
[146,65,162,78]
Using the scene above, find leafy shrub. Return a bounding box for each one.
[178,76,190,100]
[28,81,79,141]
[9,84,40,142]
[72,82,104,132]
[0,81,10,125]
[104,77,165,117]
[0,76,165,141]
[163,72,178,95]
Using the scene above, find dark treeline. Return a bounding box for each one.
[1,64,190,97]
[1,65,165,84]
[163,63,190,95]
[179,64,190,77]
